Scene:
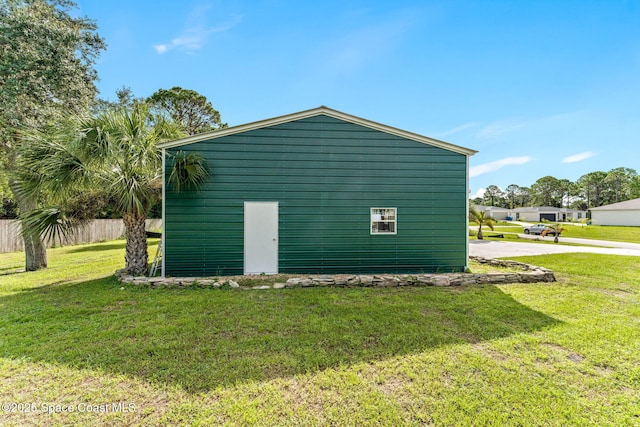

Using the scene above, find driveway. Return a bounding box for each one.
[517,234,640,250]
[469,240,640,258]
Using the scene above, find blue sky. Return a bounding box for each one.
[77,0,640,198]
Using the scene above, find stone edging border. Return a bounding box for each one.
[116,256,555,289]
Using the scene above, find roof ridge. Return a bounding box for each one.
[590,197,640,210]
[157,106,477,156]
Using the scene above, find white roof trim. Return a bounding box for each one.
[590,197,640,211]
[157,106,477,156]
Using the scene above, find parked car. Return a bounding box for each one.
[523,224,559,236]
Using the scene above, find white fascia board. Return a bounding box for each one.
[465,155,470,270]
[161,148,166,277]
[158,106,478,157]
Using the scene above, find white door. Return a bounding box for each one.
[244,202,278,274]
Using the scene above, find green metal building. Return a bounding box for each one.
[159,107,477,277]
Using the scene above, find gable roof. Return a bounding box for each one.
[157,106,477,156]
[590,198,640,211]
[474,205,510,211]
[512,206,585,212]
[513,206,561,212]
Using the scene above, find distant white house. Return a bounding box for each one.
[590,198,640,226]
[512,206,586,222]
[512,206,587,222]
[474,205,586,222]
[473,205,512,221]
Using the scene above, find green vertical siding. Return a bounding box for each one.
[165,115,468,276]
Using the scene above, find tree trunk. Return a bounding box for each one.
[122,213,148,276]
[8,178,48,271]
[477,226,484,240]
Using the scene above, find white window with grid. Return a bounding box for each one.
[370,208,397,235]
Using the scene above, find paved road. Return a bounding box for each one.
[470,221,640,257]
[469,240,640,258]
[517,234,640,250]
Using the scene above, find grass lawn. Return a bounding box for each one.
[1,241,639,425]
[471,223,640,247]
[471,221,640,244]
[558,224,640,243]
[469,231,604,248]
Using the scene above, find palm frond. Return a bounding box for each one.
[80,104,169,217]
[485,215,495,231]
[19,207,84,245]
[469,206,481,222]
[168,151,209,192]
[77,120,111,163]
[469,206,494,227]
[542,224,567,236]
[111,174,154,217]
[17,125,91,199]
[469,205,495,239]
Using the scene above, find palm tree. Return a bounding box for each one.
[18,103,208,275]
[469,206,495,240]
[542,224,567,244]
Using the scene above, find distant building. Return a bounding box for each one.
[511,207,586,222]
[472,205,511,221]
[590,198,640,226]
[474,205,586,222]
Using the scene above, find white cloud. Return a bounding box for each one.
[154,6,242,54]
[473,111,586,142]
[561,151,595,163]
[153,33,209,54]
[471,188,486,199]
[321,10,416,75]
[153,44,169,54]
[469,156,533,177]
[435,122,479,138]
[476,119,528,139]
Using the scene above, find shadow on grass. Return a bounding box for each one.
[0,278,560,393]
[66,241,127,253]
[0,268,25,276]
[66,239,159,254]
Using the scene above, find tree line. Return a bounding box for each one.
[472,168,640,210]
[0,85,224,220]
[1,0,219,274]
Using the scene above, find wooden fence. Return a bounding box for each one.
[0,219,162,253]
